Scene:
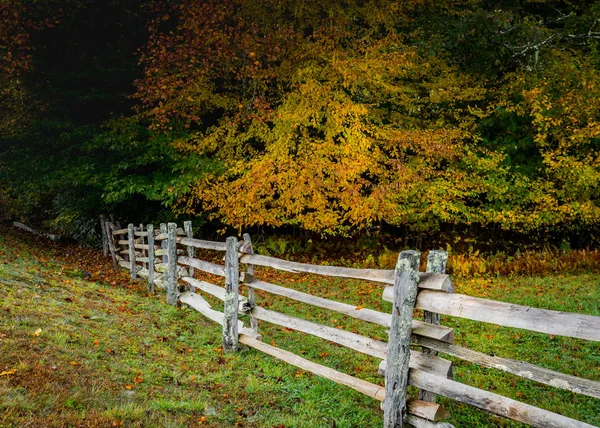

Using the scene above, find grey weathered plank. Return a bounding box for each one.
[127,224,136,279]
[166,223,178,305]
[245,279,453,342]
[409,370,596,428]
[239,253,452,291]
[147,224,155,293]
[178,256,225,276]
[384,250,421,428]
[183,221,195,279]
[420,250,449,403]
[412,335,600,400]
[243,233,259,334]
[408,291,600,342]
[223,237,240,352]
[106,222,118,270]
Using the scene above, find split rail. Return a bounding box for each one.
[99,218,600,428]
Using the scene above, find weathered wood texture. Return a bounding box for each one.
[244,278,453,342]
[147,224,155,293]
[111,228,128,235]
[100,216,108,257]
[384,250,421,428]
[183,221,195,279]
[412,335,600,400]
[178,256,225,276]
[403,290,600,342]
[160,223,167,264]
[127,224,136,279]
[106,222,118,269]
[409,370,596,428]
[223,237,240,352]
[238,253,452,291]
[243,233,259,334]
[180,277,452,378]
[166,223,178,306]
[420,250,449,403]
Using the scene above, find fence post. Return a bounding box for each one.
[128,223,137,279]
[106,221,118,270]
[139,223,145,270]
[166,222,178,305]
[384,250,420,428]
[419,250,449,403]
[147,224,155,293]
[184,220,195,284]
[243,233,259,335]
[223,236,240,352]
[160,223,168,264]
[100,215,108,257]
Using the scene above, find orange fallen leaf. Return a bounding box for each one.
[112,419,122,427]
[133,373,143,383]
[198,416,207,423]
[69,361,80,366]
[93,339,99,346]
[124,385,133,390]
[354,306,364,311]
[0,369,16,376]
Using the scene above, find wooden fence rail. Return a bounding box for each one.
[100,217,600,428]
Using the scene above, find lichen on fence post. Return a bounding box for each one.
[223,236,240,352]
[384,250,420,428]
[166,222,178,306]
[147,224,155,293]
[419,250,449,403]
[127,223,137,279]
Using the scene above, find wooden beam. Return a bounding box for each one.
[412,335,600,400]
[147,224,155,293]
[166,223,178,306]
[409,370,596,428]
[127,224,136,279]
[411,290,600,342]
[239,253,452,291]
[183,221,195,279]
[245,278,453,342]
[384,250,421,428]
[420,250,450,403]
[223,237,240,352]
[178,256,225,276]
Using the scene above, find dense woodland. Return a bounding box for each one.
[2,0,600,250]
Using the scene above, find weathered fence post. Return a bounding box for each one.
[166,223,178,305]
[160,223,168,264]
[184,221,195,288]
[106,221,118,270]
[147,224,155,293]
[100,215,108,257]
[243,233,259,335]
[128,223,137,279]
[419,250,449,403]
[384,250,420,428]
[223,236,240,352]
[139,223,145,270]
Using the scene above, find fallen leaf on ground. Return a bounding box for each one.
[33,328,42,336]
[0,369,16,376]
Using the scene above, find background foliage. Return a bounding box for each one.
[2,0,600,249]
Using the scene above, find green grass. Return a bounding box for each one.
[0,227,599,427]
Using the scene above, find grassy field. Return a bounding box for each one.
[0,226,599,427]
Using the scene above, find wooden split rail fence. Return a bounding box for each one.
[99,218,600,428]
